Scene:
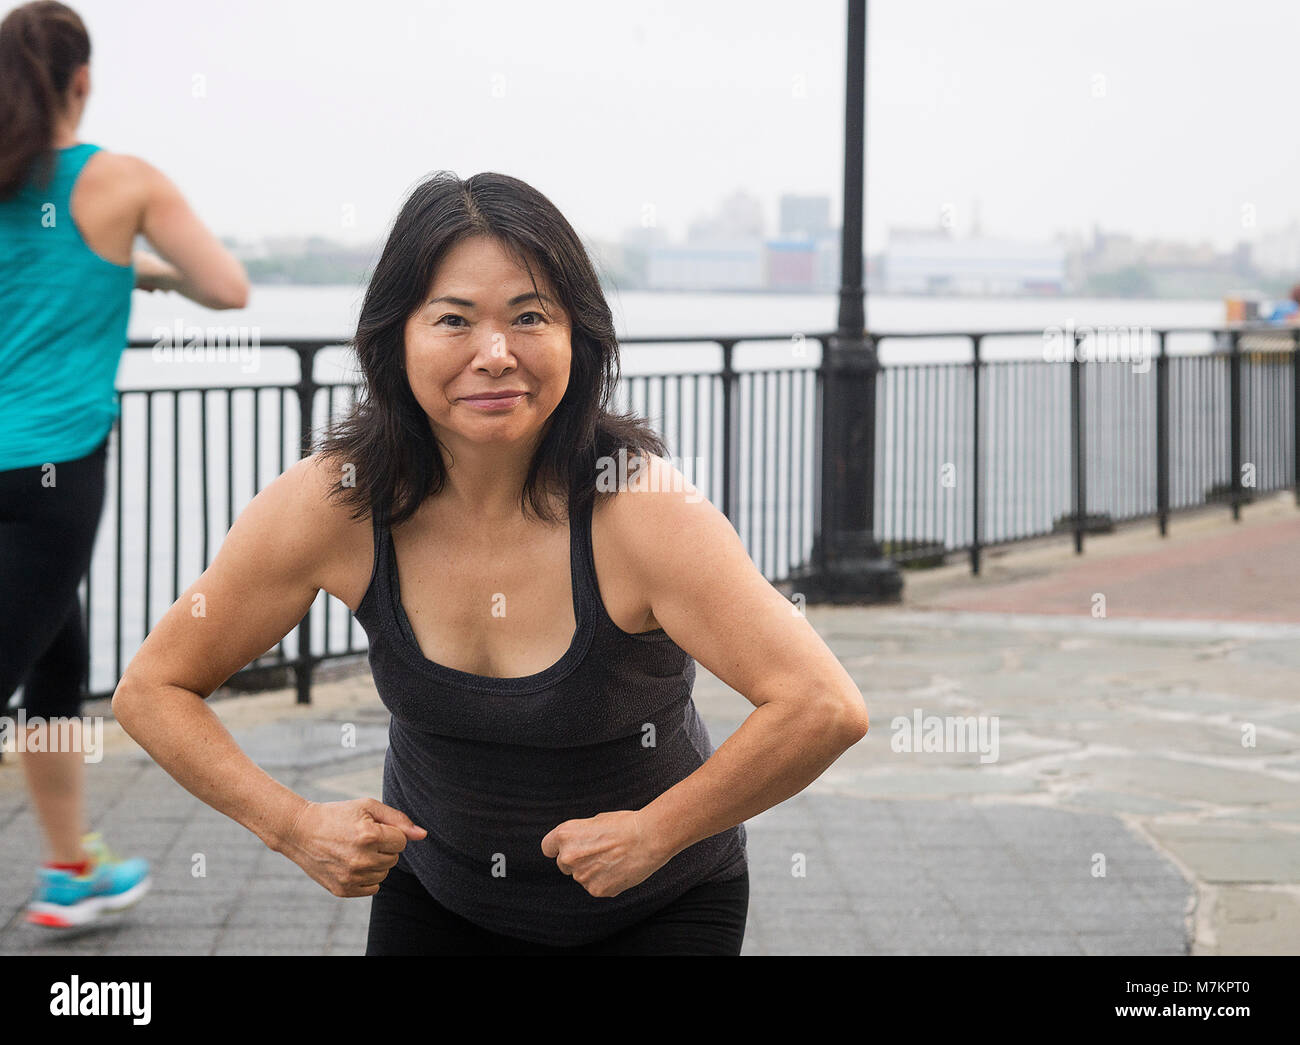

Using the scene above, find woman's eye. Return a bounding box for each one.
[436,313,545,327]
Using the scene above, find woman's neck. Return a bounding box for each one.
[51,112,81,150]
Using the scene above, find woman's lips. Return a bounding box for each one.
[460,393,527,411]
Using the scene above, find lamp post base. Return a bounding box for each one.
[779,533,904,604]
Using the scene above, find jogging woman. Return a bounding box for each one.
[0,1,249,928]
[112,170,869,955]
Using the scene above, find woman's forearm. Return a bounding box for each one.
[132,249,247,309]
[637,696,866,865]
[111,682,309,853]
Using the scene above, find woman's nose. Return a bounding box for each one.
[474,329,515,367]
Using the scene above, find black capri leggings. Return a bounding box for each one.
[366,865,749,956]
[0,433,108,718]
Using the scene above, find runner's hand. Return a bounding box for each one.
[133,249,180,293]
[277,798,426,897]
[541,810,667,898]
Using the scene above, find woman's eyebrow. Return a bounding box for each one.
[426,292,554,308]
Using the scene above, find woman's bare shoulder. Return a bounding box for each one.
[73,150,153,197]
[591,452,715,564]
[280,452,377,613]
[74,151,193,218]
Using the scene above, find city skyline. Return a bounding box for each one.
[47,0,1300,256]
[223,179,1298,300]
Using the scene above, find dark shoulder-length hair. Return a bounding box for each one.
[316,170,666,528]
[0,1,90,199]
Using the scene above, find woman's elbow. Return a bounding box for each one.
[208,275,249,310]
[825,693,869,744]
[843,706,870,744]
[217,287,249,311]
[109,681,139,735]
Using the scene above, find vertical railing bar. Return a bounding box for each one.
[143,391,154,642]
[1156,332,1169,535]
[1230,331,1242,521]
[293,345,319,703]
[720,341,736,524]
[674,372,684,462]
[1293,328,1300,505]
[783,368,793,579]
[171,392,181,606]
[1070,331,1085,554]
[970,337,982,573]
[761,369,770,576]
[748,370,757,557]
[201,390,210,569]
[113,402,124,684]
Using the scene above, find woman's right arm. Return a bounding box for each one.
[128,156,250,310]
[111,454,425,896]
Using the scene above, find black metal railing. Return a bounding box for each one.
[872,326,1298,572]
[75,324,1299,703]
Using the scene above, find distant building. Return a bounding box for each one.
[621,225,669,250]
[764,240,816,289]
[687,189,766,244]
[779,195,831,240]
[630,188,849,291]
[1254,220,1300,275]
[588,238,631,284]
[1075,225,1260,297]
[1085,227,1141,271]
[884,228,1065,294]
[646,242,764,290]
[261,236,314,256]
[816,236,842,291]
[761,234,843,292]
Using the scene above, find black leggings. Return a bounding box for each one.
[0,434,108,718]
[366,865,749,956]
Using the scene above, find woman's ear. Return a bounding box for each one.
[67,63,90,114]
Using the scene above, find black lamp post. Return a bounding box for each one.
[800,0,902,603]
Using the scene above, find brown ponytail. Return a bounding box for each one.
[0,1,90,200]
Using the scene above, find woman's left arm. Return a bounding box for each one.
[541,455,868,897]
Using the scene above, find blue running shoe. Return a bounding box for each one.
[26,832,151,928]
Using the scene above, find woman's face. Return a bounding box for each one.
[403,234,572,454]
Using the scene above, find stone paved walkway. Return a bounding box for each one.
[1,495,1297,955]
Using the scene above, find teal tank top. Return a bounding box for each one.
[0,143,134,470]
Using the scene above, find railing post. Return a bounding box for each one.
[812,339,827,581]
[1294,328,1300,506]
[293,343,319,704]
[970,335,983,574]
[1070,329,1086,554]
[719,339,737,525]
[802,329,901,601]
[1229,330,1242,522]
[1156,331,1169,536]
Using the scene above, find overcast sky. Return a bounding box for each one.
[49,0,1300,253]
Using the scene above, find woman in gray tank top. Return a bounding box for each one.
[113,170,870,955]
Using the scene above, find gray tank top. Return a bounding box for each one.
[352,492,748,946]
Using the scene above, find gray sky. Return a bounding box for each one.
[53,0,1300,252]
